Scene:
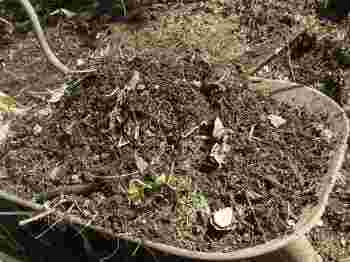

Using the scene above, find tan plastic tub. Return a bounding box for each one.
[0,77,349,262]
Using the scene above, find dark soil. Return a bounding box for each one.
[256,19,350,262]
[0,47,338,252]
[238,4,350,261]
[0,0,349,260]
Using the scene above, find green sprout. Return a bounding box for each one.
[127,174,177,203]
[0,95,16,112]
[319,79,338,99]
[154,174,177,187]
[63,78,82,97]
[191,191,209,210]
[127,181,146,203]
[335,47,350,66]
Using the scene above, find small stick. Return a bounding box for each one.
[35,183,101,202]
[18,208,55,226]
[287,156,304,186]
[99,239,121,262]
[86,171,138,180]
[34,204,74,239]
[0,211,34,216]
[287,41,296,82]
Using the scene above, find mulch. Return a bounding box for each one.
[0,47,338,252]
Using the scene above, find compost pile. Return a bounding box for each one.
[0,49,338,252]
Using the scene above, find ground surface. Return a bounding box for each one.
[0,0,349,261]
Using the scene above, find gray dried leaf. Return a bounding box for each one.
[48,87,65,103]
[134,152,149,174]
[212,117,234,139]
[126,71,141,91]
[267,114,286,128]
[210,142,231,168]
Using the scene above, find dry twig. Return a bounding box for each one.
[18,209,56,226]
[35,183,101,202]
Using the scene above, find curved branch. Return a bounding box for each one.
[18,0,95,74]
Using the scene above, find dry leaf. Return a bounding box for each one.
[268,114,286,128]
[126,71,141,91]
[210,117,233,167]
[314,123,333,142]
[212,117,234,139]
[295,205,320,228]
[210,142,231,168]
[213,117,225,138]
[118,135,129,147]
[48,87,65,103]
[0,120,11,144]
[134,152,149,174]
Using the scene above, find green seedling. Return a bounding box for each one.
[335,47,350,66]
[154,174,177,187]
[144,174,177,193]
[64,78,82,96]
[0,95,16,112]
[191,191,209,210]
[127,174,177,203]
[127,181,147,203]
[319,79,338,99]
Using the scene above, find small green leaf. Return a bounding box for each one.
[335,47,350,66]
[154,174,177,185]
[143,176,160,193]
[191,192,209,210]
[128,182,145,202]
[166,174,177,185]
[0,95,16,112]
[64,79,82,96]
[154,174,167,184]
[134,152,149,174]
[319,79,338,99]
